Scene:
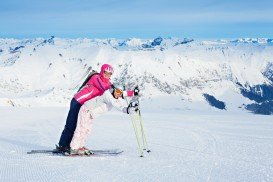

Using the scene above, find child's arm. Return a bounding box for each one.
[105,91,138,114]
[122,86,140,98]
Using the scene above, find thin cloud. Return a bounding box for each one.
[0,0,272,38]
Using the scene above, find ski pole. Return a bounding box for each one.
[137,109,151,153]
[131,112,144,157]
[131,94,150,152]
[126,97,144,157]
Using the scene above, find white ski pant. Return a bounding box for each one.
[70,105,93,150]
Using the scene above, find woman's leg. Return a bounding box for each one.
[58,98,82,149]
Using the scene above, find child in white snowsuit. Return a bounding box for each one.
[69,88,138,155]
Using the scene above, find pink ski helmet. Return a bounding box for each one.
[100,64,113,76]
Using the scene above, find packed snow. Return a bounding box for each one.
[0,107,273,181]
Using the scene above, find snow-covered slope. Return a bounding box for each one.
[1,107,273,181]
[0,36,273,114]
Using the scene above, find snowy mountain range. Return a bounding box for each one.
[0,36,273,114]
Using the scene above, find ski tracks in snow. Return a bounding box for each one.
[147,115,273,181]
[149,121,221,181]
[1,108,273,181]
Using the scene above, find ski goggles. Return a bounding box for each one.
[104,71,112,76]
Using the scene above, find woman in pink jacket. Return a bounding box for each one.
[68,87,138,155]
[57,64,135,153]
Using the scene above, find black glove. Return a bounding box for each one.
[127,100,139,114]
[134,86,139,96]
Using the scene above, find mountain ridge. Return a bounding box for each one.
[0,37,273,114]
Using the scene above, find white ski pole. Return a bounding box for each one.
[126,97,144,157]
[137,109,150,153]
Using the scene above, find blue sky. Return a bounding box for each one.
[1,0,273,39]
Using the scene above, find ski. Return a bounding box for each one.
[27,149,123,156]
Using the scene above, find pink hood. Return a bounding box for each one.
[100,64,113,77]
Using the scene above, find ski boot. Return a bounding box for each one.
[68,147,94,156]
[54,145,71,154]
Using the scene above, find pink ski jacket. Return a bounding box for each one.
[74,64,135,105]
[74,74,112,104]
[74,64,113,105]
